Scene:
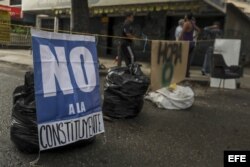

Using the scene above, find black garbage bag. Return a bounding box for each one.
[13,85,26,105]
[10,86,39,153]
[102,63,150,118]
[105,64,150,96]
[103,90,144,118]
[24,71,34,93]
[11,83,38,153]
[11,71,96,153]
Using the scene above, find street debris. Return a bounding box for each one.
[10,71,96,153]
[10,71,39,153]
[145,85,194,110]
[102,63,150,118]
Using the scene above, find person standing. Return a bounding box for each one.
[204,21,223,40]
[117,12,137,67]
[201,21,223,75]
[175,19,184,41]
[179,13,200,77]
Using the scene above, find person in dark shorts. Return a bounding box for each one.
[117,12,137,66]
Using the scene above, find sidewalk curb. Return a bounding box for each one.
[0,59,210,85]
[0,59,111,76]
[183,78,210,86]
[0,60,33,71]
[1,58,248,89]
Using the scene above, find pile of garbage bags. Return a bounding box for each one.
[10,71,95,153]
[145,85,194,110]
[102,64,150,118]
[10,71,39,153]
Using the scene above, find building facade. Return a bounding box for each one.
[227,0,250,17]
[88,0,225,60]
[20,0,250,64]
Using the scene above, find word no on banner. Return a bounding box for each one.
[31,29,105,151]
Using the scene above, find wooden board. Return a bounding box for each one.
[151,40,189,91]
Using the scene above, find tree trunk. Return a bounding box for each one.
[71,0,90,33]
[70,0,96,144]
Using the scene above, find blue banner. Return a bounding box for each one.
[31,29,104,151]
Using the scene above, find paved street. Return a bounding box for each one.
[1,62,250,167]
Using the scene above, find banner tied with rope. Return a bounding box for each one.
[31,29,105,151]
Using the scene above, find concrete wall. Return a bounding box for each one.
[224,3,250,65]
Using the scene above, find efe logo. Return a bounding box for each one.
[224,151,250,167]
[228,155,246,163]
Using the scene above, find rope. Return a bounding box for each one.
[97,44,151,53]
[1,22,216,43]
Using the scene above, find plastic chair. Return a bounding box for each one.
[210,54,243,89]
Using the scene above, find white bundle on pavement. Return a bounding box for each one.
[145,85,194,110]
